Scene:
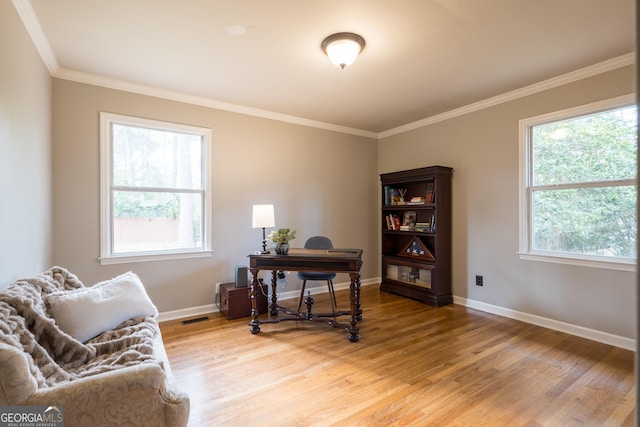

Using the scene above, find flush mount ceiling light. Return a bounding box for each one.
[321,32,366,70]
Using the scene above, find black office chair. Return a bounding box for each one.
[297,236,337,316]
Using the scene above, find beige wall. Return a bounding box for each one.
[379,65,636,339]
[51,79,378,312]
[0,2,52,286]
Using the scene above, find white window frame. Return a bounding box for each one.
[518,94,636,272]
[99,112,213,265]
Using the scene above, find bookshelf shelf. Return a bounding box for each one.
[380,166,452,306]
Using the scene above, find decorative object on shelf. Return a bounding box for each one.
[398,188,407,204]
[321,32,366,69]
[252,204,275,254]
[399,237,435,261]
[269,228,296,255]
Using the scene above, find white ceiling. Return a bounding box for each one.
[21,0,636,135]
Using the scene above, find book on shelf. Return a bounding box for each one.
[425,182,435,204]
[384,186,390,206]
[385,214,402,230]
[392,214,401,230]
[415,222,430,232]
[408,196,425,204]
[400,225,416,231]
[414,216,436,233]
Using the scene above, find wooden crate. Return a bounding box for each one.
[219,282,268,320]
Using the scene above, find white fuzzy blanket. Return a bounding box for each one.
[0,267,161,388]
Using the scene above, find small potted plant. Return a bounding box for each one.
[268,228,296,255]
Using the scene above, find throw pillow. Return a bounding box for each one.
[47,272,157,342]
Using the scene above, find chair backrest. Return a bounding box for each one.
[304,236,333,250]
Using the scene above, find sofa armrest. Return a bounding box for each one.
[0,344,38,405]
[23,363,189,427]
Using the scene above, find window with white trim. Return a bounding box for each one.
[100,113,212,264]
[519,95,637,270]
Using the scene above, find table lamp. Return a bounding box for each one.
[252,204,275,254]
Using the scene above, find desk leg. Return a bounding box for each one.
[356,273,362,321]
[270,270,278,315]
[348,272,360,342]
[249,268,261,334]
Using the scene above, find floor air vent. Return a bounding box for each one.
[180,316,209,325]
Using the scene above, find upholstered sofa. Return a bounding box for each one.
[0,266,189,427]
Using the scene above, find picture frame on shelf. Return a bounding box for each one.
[402,211,417,227]
[391,189,401,205]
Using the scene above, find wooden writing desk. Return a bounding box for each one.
[247,248,363,342]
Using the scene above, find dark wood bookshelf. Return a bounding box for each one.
[380,166,452,306]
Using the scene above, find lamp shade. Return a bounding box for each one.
[252,204,275,228]
[321,32,365,69]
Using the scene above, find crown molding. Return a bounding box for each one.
[14,0,634,140]
[56,53,634,141]
[12,0,58,74]
[379,53,635,139]
[54,67,378,139]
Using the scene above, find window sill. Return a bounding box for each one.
[518,251,636,272]
[99,250,213,265]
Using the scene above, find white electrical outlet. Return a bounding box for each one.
[215,282,222,296]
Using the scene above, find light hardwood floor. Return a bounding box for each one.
[160,285,635,426]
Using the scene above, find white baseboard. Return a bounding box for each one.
[454,296,635,351]
[158,277,379,322]
[158,303,217,323]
